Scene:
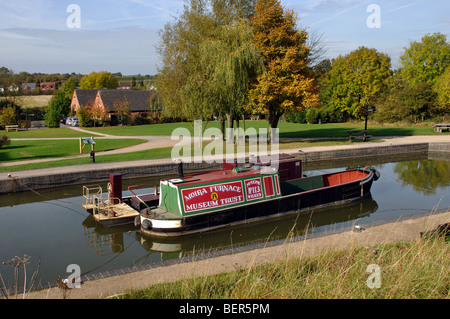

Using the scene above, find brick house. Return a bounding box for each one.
[22,83,37,92]
[71,89,156,121]
[40,82,56,91]
[71,89,98,111]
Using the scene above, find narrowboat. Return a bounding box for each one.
[136,154,380,237]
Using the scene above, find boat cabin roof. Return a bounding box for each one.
[163,165,276,187]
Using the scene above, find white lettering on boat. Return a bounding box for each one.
[184,188,208,202]
[182,181,244,213]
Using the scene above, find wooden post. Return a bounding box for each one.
[79,137,82,154]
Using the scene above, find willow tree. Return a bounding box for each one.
[156,0,216,122]
[156,0,257,127]
[200,19,262,142]
[247,0,319,140]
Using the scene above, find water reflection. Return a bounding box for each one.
[393,160,450,195]
[79,189,378,260]
[82,215,136,256]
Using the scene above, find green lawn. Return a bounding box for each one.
[277,122,438,137]
[0,120,444,172]
[0,139,146,163]
[0,145,174,172]
[0,138,381,172]
[2,121,441,139]
[78,122,198,136]
[72,121,440,137]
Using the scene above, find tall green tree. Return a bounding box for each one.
[156,0,216,121]
[0,106,19,127]
[45,90,71,127]
[0,99,21,127]
[399,32,450,86]
[60,77,78,100]
[320,46,392,119]
[79,71,118,89]
[246,0,319,137]
[199,18,262,141]
[433,67,450,117]
[373,76,437,123]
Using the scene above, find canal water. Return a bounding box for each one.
[0,152,449,290]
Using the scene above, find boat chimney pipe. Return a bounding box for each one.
[177,159,184,178]
[109,173,122,204]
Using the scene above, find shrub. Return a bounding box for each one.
[0,106,20,126]
[305,108,319,124]
[0,135,10,149]
[284,112,307,124]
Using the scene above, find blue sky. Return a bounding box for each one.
[0,0,449,75]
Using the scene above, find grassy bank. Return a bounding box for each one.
[0,139,146,165]
[0,120,444,172]
[0,138,378,172]
[122,237,449,299]
[71,121,441,137]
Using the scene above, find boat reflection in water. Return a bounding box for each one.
[133,195,378,262]
[82,215,136,256]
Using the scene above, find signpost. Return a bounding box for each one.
[79,137,96,163]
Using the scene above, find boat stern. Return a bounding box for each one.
[136,207,184,236]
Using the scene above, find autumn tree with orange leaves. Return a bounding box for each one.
[247,0,319,139]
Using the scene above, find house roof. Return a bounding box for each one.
[22,83,37,89]
[98,90,154,112]
[73,89,98,106]
[118,82,132,89]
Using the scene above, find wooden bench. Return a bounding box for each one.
[347,130,371,142]
[433,124,450,133]
[5,125,27,132]
[5,125,19,132]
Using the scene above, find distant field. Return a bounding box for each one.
[0,95,52,108]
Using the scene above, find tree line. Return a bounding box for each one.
[156,0,450,135]
[312,32,450,124]
[2,0,450,132]
[156,0,318,142]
